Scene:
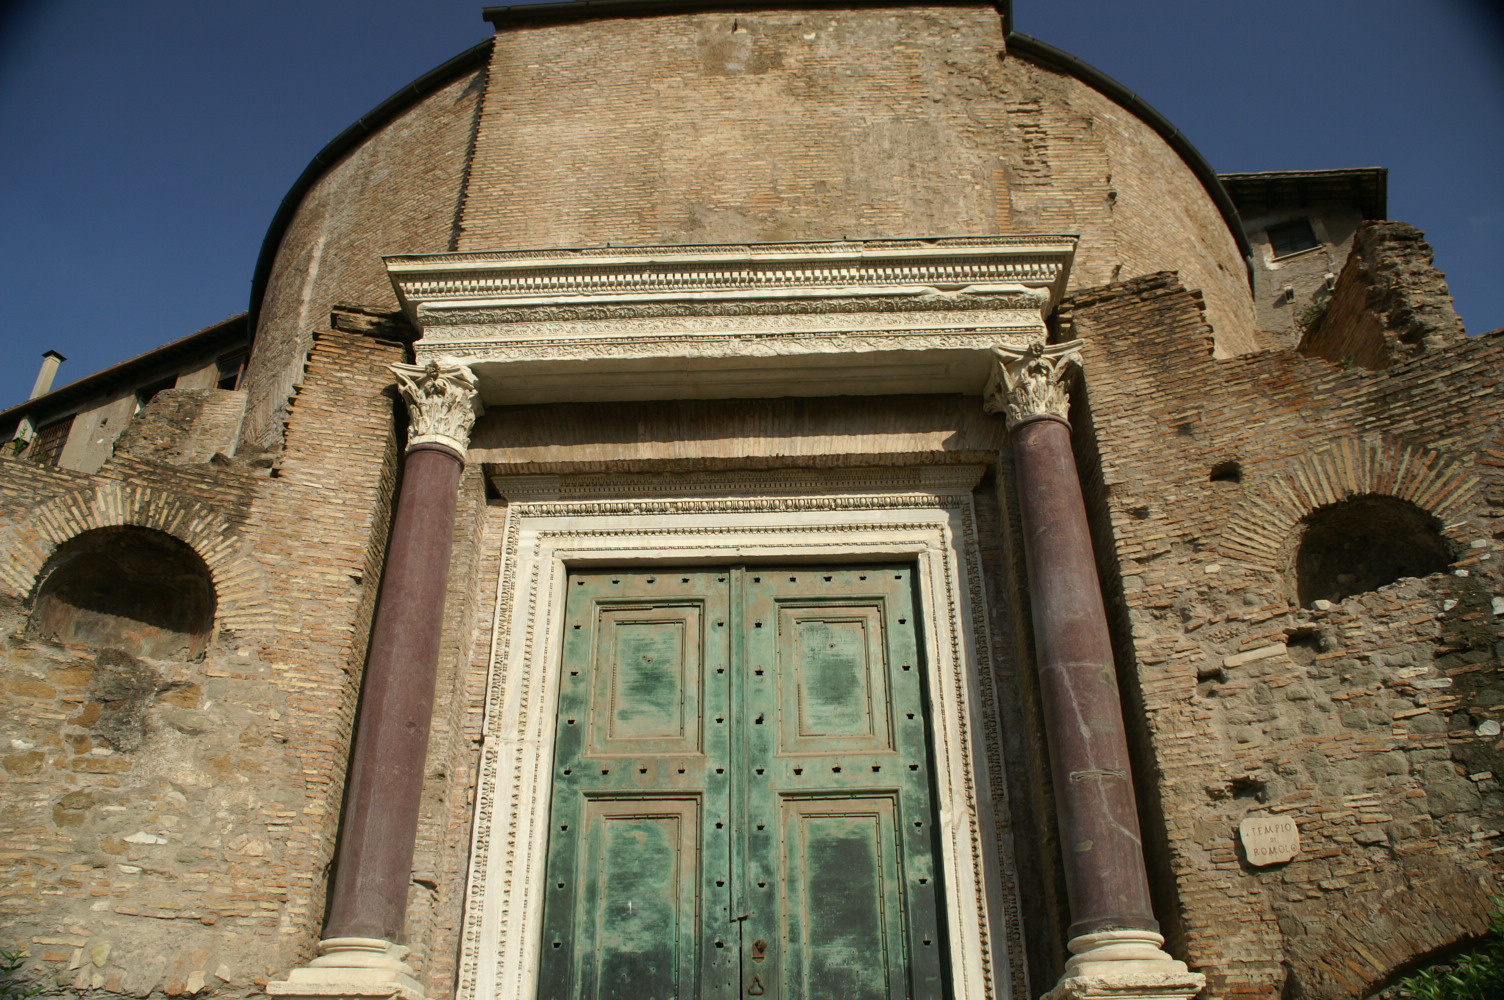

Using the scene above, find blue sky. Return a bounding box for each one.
[1,1,1500,410]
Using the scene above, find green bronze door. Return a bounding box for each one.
[540,566,943,1000]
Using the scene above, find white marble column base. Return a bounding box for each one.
[1043,930,1205,1000]
[267,937,424,1000]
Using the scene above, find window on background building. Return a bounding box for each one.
[135,376,176,411]
[1267,218,1320,259]
[216,351,247,390]
[30,417,72,466]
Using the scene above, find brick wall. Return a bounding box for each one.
[0,316,408,998]
[1061,272,1503,997]
[236,318,408,972]
[459,5,1254,352]
[0,456,272,996]
[112,388,247,466]
[462,7,1013,247]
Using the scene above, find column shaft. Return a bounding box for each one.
[323,442,463,941]
[1011,415,1157,939]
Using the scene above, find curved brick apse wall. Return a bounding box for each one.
[247,2,1258,452]
[997,57,1257,354]
[458,4,1256,350]
[243,66,487,448]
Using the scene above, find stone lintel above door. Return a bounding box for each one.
[385,236,1076,406]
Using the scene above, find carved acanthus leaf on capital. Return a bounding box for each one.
[982,340,1084,428]
[391,359,483,456]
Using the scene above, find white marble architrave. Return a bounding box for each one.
[456,467,1028,1000]
[386,237,1075,406]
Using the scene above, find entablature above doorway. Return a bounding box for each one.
[386,235,1076,407]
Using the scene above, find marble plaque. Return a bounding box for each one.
[1240,814,1300,866]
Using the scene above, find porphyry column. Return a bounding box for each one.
[270,359,481,1000]
[985,342,1203,1000]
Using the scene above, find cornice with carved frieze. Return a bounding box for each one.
[412,290,1049,328]
[388,237,1076,406]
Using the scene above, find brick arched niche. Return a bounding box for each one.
[1220,435,1477,594]
[1282,495,1453,608]
[28,526,216,659]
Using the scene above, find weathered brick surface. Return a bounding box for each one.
[234,320,408,966]
[0,454,272,996]
[244,67,486,450]
[460,6,1255,352]
[1061,272,1504,998]
[0,316,408,998]
[113,388,247,466]
[1302,221,1468,371]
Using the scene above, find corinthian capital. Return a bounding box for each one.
[391,359,482,455]
[982,340,1084,428]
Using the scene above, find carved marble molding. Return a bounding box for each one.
[389,237,1075,305]
[387,237,1076,405]
[457,470,1030,1000]
[415,291,1052,329]
[983,340,1085,428]
[390,359,483,456]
